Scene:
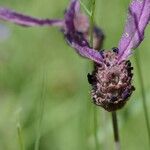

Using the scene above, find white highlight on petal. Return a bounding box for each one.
[124,32,129,38]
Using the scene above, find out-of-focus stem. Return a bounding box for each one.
[90,0,96,47]
[111,112,121,150]
[79,0,91,16]
[89,0,99,150]
[93,107,99,150]
[134,52,150,147]
[34,70,47,150]
[17,123,25,150]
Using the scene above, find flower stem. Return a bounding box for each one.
[134,52,150,147]
[89,0,99,149]
[17,123,25,150]
[111,112,121,150]
[90,0,96,48]
[79,0,91,16]
[34,70,47,150]
[93,107,99,150]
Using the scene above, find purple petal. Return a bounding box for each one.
[64,1,103,63]
[64,0,79,32]
[0,7,64,27]
[93,26,105,50]
[118,0,150,62]
[65,32,103,64]
[64,0,90,34]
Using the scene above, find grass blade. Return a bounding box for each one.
[93,107,99,150]
[111,112,121,150]
[134,52,150,147]
[89,0,99,149]
[79,0,91,16]
[17,123,25,150]
[34,69,47,150]
[89,0,96,47]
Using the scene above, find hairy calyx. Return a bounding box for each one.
[88,49,135,111]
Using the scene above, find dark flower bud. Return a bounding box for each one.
[87,73,95,84]
[127,67,133,71]
[99,49,105,58]
[110,96,118,102]
[112,47,119,53]
[126,60,131,67]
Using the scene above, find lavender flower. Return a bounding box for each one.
[0,0,104,50]
[65,0,150,111]
[0,0,149,111]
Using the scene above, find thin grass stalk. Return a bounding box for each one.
[80,1,99,148]
[34,70,47,150]
[90,0,96,47]
[89,0,99,149]
[93,107,99,150]
[79,0,91,16]
[101,110,109,150]
[17,123,25,150]
[111,112,120,150]
[134,52,150,147]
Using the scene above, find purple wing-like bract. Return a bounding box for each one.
[64,0,79,32]
[64,0,103,63]
[0,7,64,27]
[118,0,150,62]
[0,0,103,63]
[66,32,103,64]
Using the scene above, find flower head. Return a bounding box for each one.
[65,0,150,111]
[0,0,149,111]
[88,50,135,111]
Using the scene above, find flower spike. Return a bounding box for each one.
[118,0,150,62]
[0,7,64,27]
[66,0,150,111]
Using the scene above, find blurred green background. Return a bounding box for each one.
[0,0,150,150]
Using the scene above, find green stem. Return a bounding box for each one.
[111,112,121,150]
[89,0,99,149]
[17,123,25,150]
[134,52,150,147]
[79,0,91,16]
[34,71,47,150]
[93,107,99,150]
[90,0,96,48]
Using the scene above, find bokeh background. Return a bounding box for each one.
[0,0,150,150]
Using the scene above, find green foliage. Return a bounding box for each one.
[0,0,150,150]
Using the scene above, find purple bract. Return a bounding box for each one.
[66,0,150,64]
[118,0,150,62]
[0,0,104,53]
